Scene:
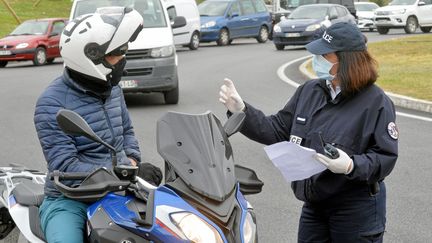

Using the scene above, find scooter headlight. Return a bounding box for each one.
[243,211,257,243]
[170,212,224,243]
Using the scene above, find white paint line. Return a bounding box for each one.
[277,56,432,123]
[277,55,313,88]
[396,112,432,122]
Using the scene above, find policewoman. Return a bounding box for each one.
[219,22,398,242]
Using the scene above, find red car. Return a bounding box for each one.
[0,18,67,67]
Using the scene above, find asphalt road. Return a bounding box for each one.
[1,29,431,242]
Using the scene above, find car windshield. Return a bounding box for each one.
[74,0,167,28]
[198,1,229,16]
[355,3,378,11]
[389,0,416,5]
[288,5,328,19]
[10,21,49,36]
[285,0,317,9]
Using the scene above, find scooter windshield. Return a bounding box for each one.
[157,111,237,201]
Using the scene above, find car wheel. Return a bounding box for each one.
[188,31,200,50]
[217,28,230,46]
[404,16,417,34]
[377,27,389,34]
[420,27,432,33]
[275,44,285,50]
[256,26,269,43]
[164,86,179,104]
[0,61,7,68]
[46,58,55,64]
[33,47,47,66]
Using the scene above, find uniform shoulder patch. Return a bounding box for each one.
[387,122,399,140]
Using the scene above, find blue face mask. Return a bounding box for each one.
[312,55,337,81]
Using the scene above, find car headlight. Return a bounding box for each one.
[150,45,174,58]
[201,21,216,28]
[170,212,224,243]
[390,9,406,14]
[273,24,281,33]
[15,43,29,49]
[243,212,257,243]
[305,24,321,32]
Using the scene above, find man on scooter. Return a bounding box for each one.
[34,7,162,243]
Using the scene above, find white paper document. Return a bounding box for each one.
[264,141,326,182]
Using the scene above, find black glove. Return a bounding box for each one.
[138,162,163,186]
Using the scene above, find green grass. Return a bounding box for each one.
[0,0,72,37]
[306,34,432,101]
[368,35,432,101]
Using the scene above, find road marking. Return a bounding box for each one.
[278,56,432,123]
[277,55,313,88]
[396,112,432,122]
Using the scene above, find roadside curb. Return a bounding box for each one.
[297,57,432,114]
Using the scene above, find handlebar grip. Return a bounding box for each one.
[50,170,89,180]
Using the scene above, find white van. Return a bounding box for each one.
[70,0,186,104]
[165,0,201,50]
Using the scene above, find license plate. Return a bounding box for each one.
[119,80,138,88]
[0,50,11,56]
[285,33,301,37]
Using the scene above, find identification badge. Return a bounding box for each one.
[296,115,307,125]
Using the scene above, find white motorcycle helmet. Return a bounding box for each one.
[60,7,143,81]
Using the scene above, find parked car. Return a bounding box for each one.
[355,2,379,31]
[166,0,201,50]
[0,18,67,67]
[374,0,432,34]
[70,0,187,104]
[272,4,356,50]
[268,0,357,25]
[198,0,272,46]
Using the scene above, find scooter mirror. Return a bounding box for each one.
[223,112,246,137]
[56,109,116,154]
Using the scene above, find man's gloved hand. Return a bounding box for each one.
[219,78,245,113]
[138,162,163,186]
[315,148,354,174]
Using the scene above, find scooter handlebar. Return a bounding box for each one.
[49,170,89,180]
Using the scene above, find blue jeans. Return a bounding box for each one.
[39,196,88,243]
[298,182,386,243]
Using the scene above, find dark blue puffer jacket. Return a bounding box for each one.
[34,70,141,197]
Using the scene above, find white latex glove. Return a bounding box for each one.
[315,148,354,174]
[219,78,245,113]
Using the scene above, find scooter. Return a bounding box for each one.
[0,109,263,243]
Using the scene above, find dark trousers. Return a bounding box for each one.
[298,182,386,243]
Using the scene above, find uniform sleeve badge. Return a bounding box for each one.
[387,122,399,140]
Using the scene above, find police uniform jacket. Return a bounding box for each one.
[240,79,398,203]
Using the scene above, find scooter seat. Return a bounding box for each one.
[11,180,45,207]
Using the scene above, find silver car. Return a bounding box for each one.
[355,2,379,31]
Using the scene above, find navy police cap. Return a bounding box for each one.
[305,22,366,55]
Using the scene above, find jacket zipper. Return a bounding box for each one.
[102,101,116,162]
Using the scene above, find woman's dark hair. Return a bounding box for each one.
[336,48,378,97]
